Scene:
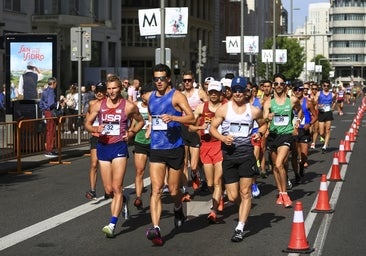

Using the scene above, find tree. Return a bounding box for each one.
[258,37,305,81]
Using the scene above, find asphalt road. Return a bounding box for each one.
[1,99,366,256]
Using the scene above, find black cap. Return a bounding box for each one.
[95,81,106,92]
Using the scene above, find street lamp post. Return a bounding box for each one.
[240,0,244,76]
[272,0,276,75]
[290,0,300,34]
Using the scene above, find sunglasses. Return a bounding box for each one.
[273,82,286,87]
[183,78,193,83]
[293,88,304,92]
[153,76,168,82]
[311,88,318,90]
[303,87,309,90]
[323,84,331,88]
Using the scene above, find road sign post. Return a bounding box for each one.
[70,27,91,144]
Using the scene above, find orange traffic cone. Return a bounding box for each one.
[338,140,347,164]
[311,174,334,213]
[283,201,314,254]
[344,133,352,152]
[352,122,358,137]
[348,128,355,142]
[328,152,343,182]
[356,115,361,128]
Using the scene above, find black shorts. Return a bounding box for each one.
[266,133,294,152]
[133,142,150,156]
[180,125,201,148]
[296,128,311,143]
[150,146,185,170]
[222,155,257,184]
[90,135,98,150]
[336,99,344,103]
[318,111,333,122]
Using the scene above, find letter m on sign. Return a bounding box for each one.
[226,36,240,54]
[138,8,161,36]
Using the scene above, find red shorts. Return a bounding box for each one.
[251,135,262,147]
[200,140,222,165]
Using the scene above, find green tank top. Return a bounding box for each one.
[134,102,150,145]
[269,97,294,135]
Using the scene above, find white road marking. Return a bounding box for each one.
[0,176,211,251]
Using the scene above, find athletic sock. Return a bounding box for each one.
[235,222,245,232]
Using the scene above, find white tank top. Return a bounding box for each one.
[221,101,253,146]
[184,88,202,110]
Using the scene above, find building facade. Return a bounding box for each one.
[329,0,366,84]
[1,0,281,94]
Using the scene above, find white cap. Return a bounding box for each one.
[220,77,232,88]
[208,80,222,92]
[204,77,215,83]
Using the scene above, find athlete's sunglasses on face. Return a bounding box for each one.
[153,76,168,82]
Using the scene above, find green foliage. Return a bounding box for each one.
[311,54,331,81]
[258,37,305,81]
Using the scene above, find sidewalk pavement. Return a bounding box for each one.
[0,146,90,175]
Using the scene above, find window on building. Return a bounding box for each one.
[4,0,21,12]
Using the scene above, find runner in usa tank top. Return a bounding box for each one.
[98,97,128,144]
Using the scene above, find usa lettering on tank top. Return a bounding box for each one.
[98,98,127,144]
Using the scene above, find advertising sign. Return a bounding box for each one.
[5,34,57,112]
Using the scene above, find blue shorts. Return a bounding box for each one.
[97,141,129,162]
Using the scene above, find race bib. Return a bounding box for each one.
[273,115,289,126]
[229,122,250,137]
[102,122,120,135]
[204,122,211,134]
[142,118,150,130]
[151,115,167,130]
[323,105,331,112]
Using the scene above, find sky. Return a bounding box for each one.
[281,0,329,33]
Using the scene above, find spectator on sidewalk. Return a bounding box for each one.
[39,77,58,157]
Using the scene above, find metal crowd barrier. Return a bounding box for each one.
[0,114,90,173]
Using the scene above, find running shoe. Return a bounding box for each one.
[260,170,268,178]
[231,229,244,242]
[322,146,327,154]
[146,227,164,246]
[85,190,97,200]
[181,192,191,202]
[217,197,225,212]
[207,211,217,224]
[191,172,201,190]
[320,136,325,142]
[282,193,292,208]
[287,178,293,190]
[122,195,129,219]
[104,193,114,199]
[276,194,283,205]
[133,197,143,209]
[251,183,260,198]
[310,143,315,149]
[102,225,114,238]
[162,185,169,194]
[44,151,57,158]
[200,181,209,192]
[174,206,186,228]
